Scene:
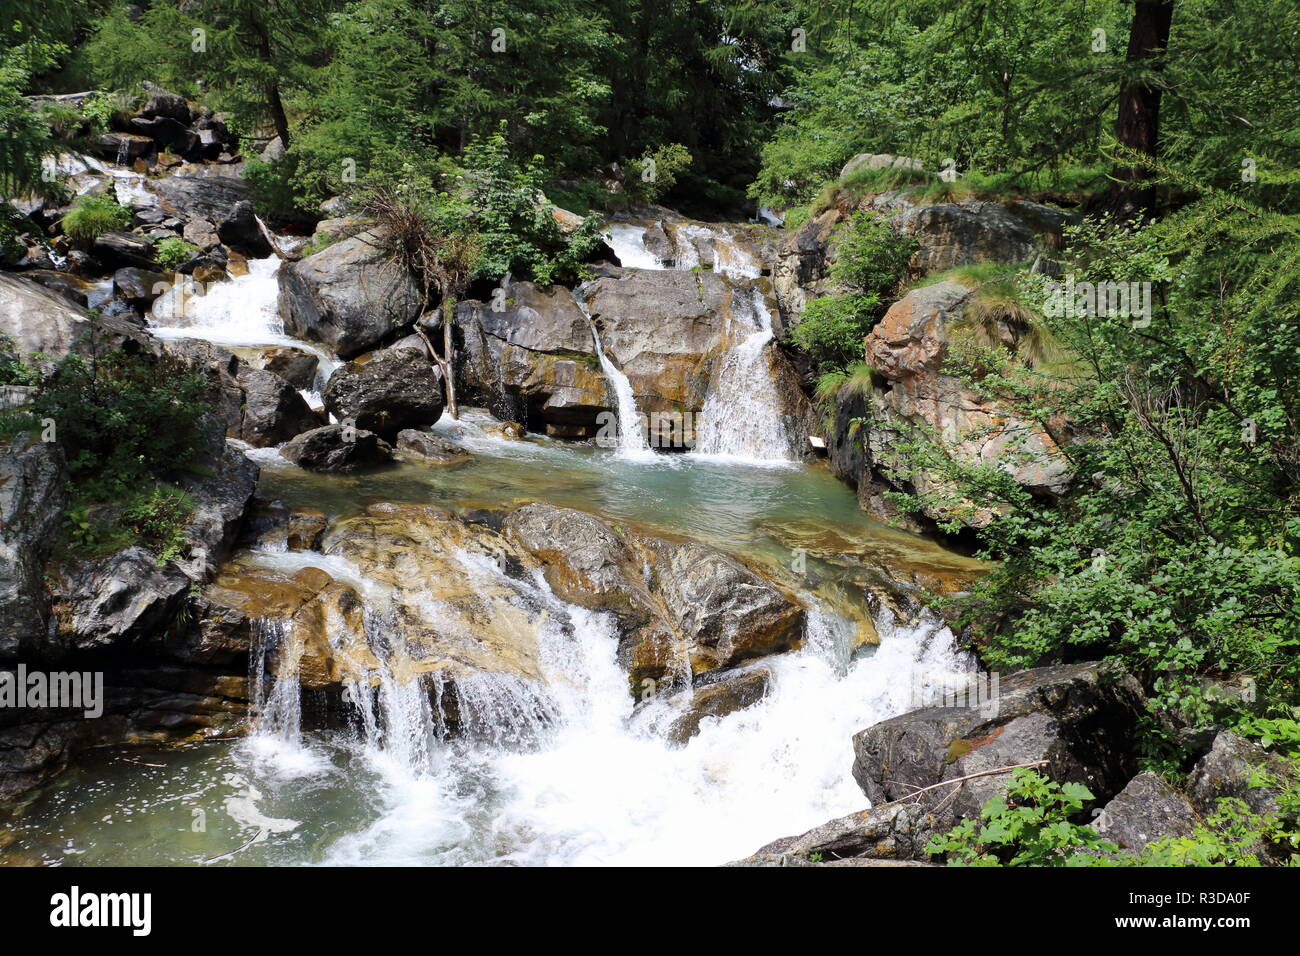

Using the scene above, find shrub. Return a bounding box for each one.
[60,194,130,243]
[153,236,196,270]
[926,770,1119,866]
[625,143,693,206]
[32,349,209,500]
[793,295,882,373]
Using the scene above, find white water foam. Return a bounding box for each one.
[692,284,800,464]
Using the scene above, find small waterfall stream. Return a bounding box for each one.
[692,286,799,463]
[576,296,653,459]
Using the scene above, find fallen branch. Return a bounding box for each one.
[879,759,1048,809]
[115,757,165,768]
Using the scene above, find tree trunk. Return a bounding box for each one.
[442,295,459,420]
[1105,0,1176,220]
[266,81,291,150]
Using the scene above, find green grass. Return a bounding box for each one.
[60,194,131,243]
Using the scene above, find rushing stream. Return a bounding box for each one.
[1,209,984,867]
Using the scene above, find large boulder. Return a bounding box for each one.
[828,281,1072,528]
[736,801,937,865]
[280,423,394,472]
[456,280,610,433]
[160,339,320,447]
[323,345,444,438]
[0,272,147,363]
[216,200,274,258]
[1092,772,1198,852]
[147,166,252,223]
[91,231,158,270]
[0,435,67,657]
[1187,731,1297,818]
[394,429,470,465]
[235,364,322,446]
[278,230,423,358]
[502,502,805,686]
[52,431,257,652]
[851,662,1147,837]
[880,197,1072,274]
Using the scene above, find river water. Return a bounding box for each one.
[1,223,984,867]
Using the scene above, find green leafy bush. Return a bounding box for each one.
[153,236,196,270]
[625,143,693,206]
[791,212,916,374]
[926,769,1118,866]
[60,194,130,243]
[32,349,209,500]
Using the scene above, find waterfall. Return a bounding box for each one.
[692,285,799,463]
[575,296,653,459]
[603,220,762,278]
[147,255,341,408]
[249,618,302,743]
[603,224,662,269]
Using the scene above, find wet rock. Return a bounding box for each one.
[736,802,938,865]
[502,502,805,682]
[160,339,320,447]
[1092,772,1198,851]
[216,200,274,258]
[128,116,199,159]
[0,720,79,806]
[321,503,562,686]
[0,435,67,657]
[0,271,148,364]
[90,231,157,270]
[112,266,168,308]
[323,346,444,438]
[91,131,154,164]
[280,424,394,472]
[258,345,319,391]
[395,429,470,465]
[20,271,91,309]
[456,281,609,432]
[851,662,1147,835]
[278,229,423,358]
[286,507,327,551]
[665,668,770,745]
[502,502,639,613]
[147,168,252,227]
[234,364,322,446]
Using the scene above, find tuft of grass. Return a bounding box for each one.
[814,360,876,405]
[61,194,131,243]
[948,278,1069,370]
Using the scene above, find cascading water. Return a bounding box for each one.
[692,284,800,463]
[575,297,653,459]
[148,256,342,408]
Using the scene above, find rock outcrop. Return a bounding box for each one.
[323,344,444,438]
[0,272,148,364]
[850,662,1146,843]
[828,281,1072,528]
[0,435,67,657]
[502,502,806,688]
[278,230,423,358]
